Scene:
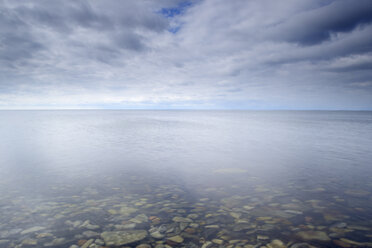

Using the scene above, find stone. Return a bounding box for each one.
[339,238,372,247]
[167,235,184,244]
[22,239,38,246]
[290,243,316,248]
[296,231,330,242]
[284,210,303,215]
[44,238,66,247]
[155,245,166,248]
[180,222,189,231]
[189,223,199,228]
[331,222,347,229]
[205,225,219,228]
[130,214,148,224]
[77,240,88,246]
[83,231,100,238]
[114,223,137,230]
[187,214,198,219]
[101,230,147,246]
[257,235,269,240]
[185,228,196,234]
[230,212,242,219]
[150,231,164,239]
[267,239,286,248]
[348,225,370,231]
[333,240,352,247]
[119,206,138,216]
[243,205,255,211]
[201,241,213,248]
[172,216,192,222]
[95,239,104,245]
[36,233,53,238]
[81,239,94,248]
[81,220,99,230]
[136,244,152,248]
[212,239,224,245]
[21,226,46,235]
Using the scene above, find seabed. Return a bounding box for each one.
[1,168,372,248]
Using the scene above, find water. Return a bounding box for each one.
[0,110,372,248]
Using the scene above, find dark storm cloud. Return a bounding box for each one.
[0,7,44,66]
[0,0,170,69]
[273,0,372,46]
[14,1,113,32]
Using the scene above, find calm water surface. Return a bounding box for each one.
[0,110,372,248]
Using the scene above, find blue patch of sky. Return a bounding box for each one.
[160,1,192,18]
[158,1,193,33]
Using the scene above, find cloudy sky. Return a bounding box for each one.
[1,0,372,109]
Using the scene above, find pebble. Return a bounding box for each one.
[136,244,152,248]
[20,226,46,235]
[167,235,184,244]
[187,214,199,219]
[296,231,330,242]
[21,239,38,246]
[266,239,286,248]
[212,239,224,245]
[201,241,213,248]
[101,230,148,246]
[150,231,164,239]
[205,225,219,228]
[172,216,193,222]
[95,239,104,245]
[83,231,100,238]
[81,239,94,248]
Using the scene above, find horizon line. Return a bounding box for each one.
[0,108,371,111]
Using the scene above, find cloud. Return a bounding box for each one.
[0,0,372,109]
[271,0,372,45]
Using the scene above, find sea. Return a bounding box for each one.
[0,110,372,248]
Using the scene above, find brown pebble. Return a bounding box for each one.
[77,240,87,246]
[185,228,196,234]
[333,240,352,247]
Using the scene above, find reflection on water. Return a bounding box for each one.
[0,110,372,248]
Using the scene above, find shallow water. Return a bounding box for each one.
[0,110,372,248]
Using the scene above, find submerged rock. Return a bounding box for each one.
[167,235,184,244]
[81,220,99,230]
[101,230,147,246]
[81,239,94,248]
[172,216,192,222]
[212,239,224,245]
[21,239,38,246]
[44,238,66,247]
[119,206,138,216]
[201,241,213,248]
[21,226,46,235]
[83,231,99,238]
[296,231,330,242]
[290,243,316,248]
[150,231,164,239]
[130,214,148,224]
[136,244,151,248]
[267,239,286,248]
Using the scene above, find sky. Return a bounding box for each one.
[0,0,372,110]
